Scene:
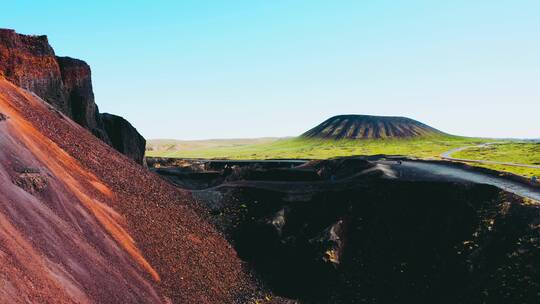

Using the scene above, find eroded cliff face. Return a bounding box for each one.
[0,29,66,111]
[0,28,144,163]
[56,56,109,140]
[102,113,146,164]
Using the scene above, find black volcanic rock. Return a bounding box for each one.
[303,114,444,139]
[163,158,540,304]
[101,113,146,164]
[0,29,145,163]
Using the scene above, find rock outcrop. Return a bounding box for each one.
[56,56,111,141]
[0,28,144,163]
[302,114,445,139]
[0,29,66,110]
[102,113,146,164]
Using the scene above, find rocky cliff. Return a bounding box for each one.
[0,28,145,163]
[102,113,146,164]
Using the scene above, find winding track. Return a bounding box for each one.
[380,160,540,202]
[168,152,540,202]
[198,159,540,202]
[440,143,540,170]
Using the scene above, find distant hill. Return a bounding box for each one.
[146,137,283,152]
[302,114,444,140]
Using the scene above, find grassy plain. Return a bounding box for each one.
[145,137,540,178]
[146,135,489,160]
[452,142,540,178]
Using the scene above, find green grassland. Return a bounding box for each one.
[145,136,540,178]
[146,135,489,160]
[452,143,540,178]
[146,135,540,177]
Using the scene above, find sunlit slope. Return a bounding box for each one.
[0,77,251,303]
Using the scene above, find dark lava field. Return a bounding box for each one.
[148,157,540,304]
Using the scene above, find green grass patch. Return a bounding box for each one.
[145,136,540,178]
[452,143,540,178]
[146,135,489,160]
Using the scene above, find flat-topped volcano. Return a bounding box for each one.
[302,114,444,140]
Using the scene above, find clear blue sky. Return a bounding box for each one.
[2,1,539,139]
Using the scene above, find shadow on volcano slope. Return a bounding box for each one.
[151,157,540,304]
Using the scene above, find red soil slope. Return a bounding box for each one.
[0,77,252,303]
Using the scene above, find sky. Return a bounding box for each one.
[2,1,539,139]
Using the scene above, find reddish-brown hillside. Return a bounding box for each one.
[0,77,253,303]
